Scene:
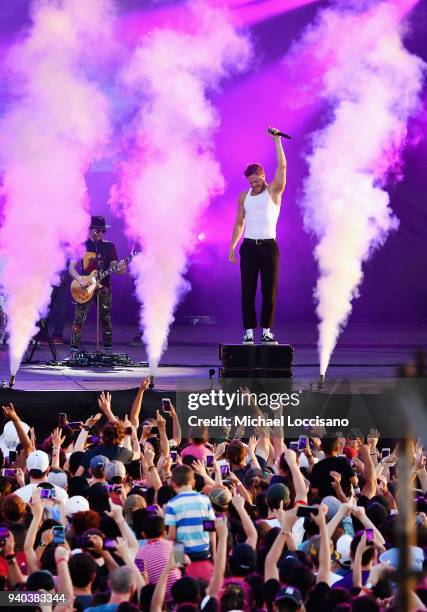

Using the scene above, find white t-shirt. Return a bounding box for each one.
[14,482,68,504]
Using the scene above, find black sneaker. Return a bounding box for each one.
[261,331,278,344]
[242,331,254,344]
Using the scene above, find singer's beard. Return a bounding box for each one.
[253,182,267,194]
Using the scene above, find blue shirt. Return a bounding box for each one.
[164,491,215,554]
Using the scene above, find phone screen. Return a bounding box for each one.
[365,528,374,544]
[203,520,215,532]
[8,450,18,464]
[162,398,171,412]
[381,448,391,458]
[2,469,16,478]
[170,450,178,462]
[135,558,145,572]
[289,441,299,451]
[53,526,65,545]
[298,436,307,451]
[206,455,214,468]
[68,421,82,430]
[220,464,230,477]
[40,488,55,499]
[173,542,185,565]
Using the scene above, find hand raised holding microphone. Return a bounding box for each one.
[267,126,292,140]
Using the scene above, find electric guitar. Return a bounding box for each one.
[70,250,139,304]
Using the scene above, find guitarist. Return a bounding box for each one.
[69,216,126,355]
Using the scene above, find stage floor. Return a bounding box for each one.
[1,321,425,393]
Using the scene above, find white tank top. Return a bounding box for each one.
[243,186,280,239]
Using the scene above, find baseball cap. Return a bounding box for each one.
[3,420,30,445]
[275,585,303,606]
[229,543,257,576]
[322,495,341,520]
[379,546,424,572]
[278,553,304,580]
[209,486,232,510]
[66,495,90,517]
[105,460,126,483]
[267,483,290,509]
[123,494,146,517]
[89,455,110,474]
[336,534,352,567]
[26,450,49,473]
[48,469,68,489]
[366,502,388,528]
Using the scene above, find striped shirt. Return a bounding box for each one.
[136,539,180,599]
[164,491,215,554]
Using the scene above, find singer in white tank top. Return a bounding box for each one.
[229,131,287,343]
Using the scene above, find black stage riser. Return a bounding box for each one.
[219,368,292,379]
[219,344,294,370]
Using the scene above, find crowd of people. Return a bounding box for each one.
[0,377,427,611]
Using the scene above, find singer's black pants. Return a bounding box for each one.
[239,238,280,329]
[71,287,112,350]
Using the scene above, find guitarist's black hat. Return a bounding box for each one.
[90,216,111,231]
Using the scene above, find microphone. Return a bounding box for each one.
[268,127,292,140]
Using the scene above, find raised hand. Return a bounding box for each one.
[215,516,228,539]
[84,413,102,429]
[15,468,25,488]
[114,537,128,560]
[143,443,156,467]
[106,498,124,524]
[55,545,70,565]
[367,428,380,449]
[51,428,65,449]
[191,459,207,477]
[4,530,15,556]
[231,493,245,511]
[123,414,133,430]
[247,436,258,456]
[140,377,150,391]
[2,403,18,422]
[40,528,54,547]
[310,503,328,526]
[156,410,166,430]
[351,505,366,521]
[98,391,112,414]
[330,471,341,487]
[29,427,37,450]
[30,488,44,520]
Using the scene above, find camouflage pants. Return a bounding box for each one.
[71,287,112,350]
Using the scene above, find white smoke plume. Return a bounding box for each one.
[111,1,252,373]
[291,2,425,375]
[0,0,115,375]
